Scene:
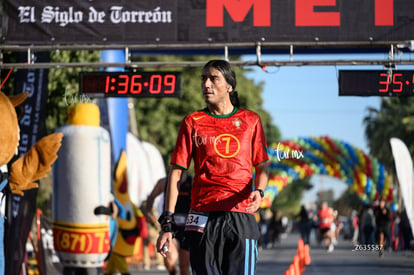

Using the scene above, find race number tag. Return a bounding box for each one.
[174,214,187,227]
[185,209,209,233]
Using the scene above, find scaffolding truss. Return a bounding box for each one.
[0,41,413,69]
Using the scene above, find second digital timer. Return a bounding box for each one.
[80,72,181,98]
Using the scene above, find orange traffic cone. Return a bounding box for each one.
[297,238,304,253]
[304,244,311,265]
[288,263,296,275]
[293,254,301,275]
[297,239,306,271]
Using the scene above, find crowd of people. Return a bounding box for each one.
[283,197,413,257]
[352,197,413,256]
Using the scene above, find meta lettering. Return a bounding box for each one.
[206,0,394,27]
[206,0,271,27]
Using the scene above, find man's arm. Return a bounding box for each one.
[157,165,184,257]
[254,162,269,191]
[247,162,269,213]
[164,165,184,213]
[145,177,167,213]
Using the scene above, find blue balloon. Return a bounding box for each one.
[365,178,372,194]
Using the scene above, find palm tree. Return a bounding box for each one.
[363,97,414,170]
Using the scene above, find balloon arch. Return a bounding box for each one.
[261,136,396,210]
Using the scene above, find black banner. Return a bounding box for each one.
[39,213,63,275]
[5,52,50,275]
[2,0,414,45]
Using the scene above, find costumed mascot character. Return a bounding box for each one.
[52,103,113,274]
[0,91,63,274]
[104,150,147,275]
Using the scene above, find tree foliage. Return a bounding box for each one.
[333,188,362,217]
[363,97,414,171]
[272,178,313,218]
[46,50,100,132]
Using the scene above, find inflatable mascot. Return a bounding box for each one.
[52,103,113,273]
[0,91,63,274]
[104,150,147,275]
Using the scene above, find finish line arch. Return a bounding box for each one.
[261,136,396,209]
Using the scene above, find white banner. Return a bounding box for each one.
[390,137,414,238]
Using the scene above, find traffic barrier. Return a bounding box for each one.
[304,244,311,265]
[285,238,311,275]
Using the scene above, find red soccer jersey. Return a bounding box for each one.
[318,207,332,229]
[171,107,269,213]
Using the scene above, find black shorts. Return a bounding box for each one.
[376,225,389,235]
[175,226,190,251]
[185,211,260,275]
[320,227,330,236]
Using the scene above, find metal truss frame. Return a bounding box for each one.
[0,41,413,69]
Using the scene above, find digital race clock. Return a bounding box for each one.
[339,70,414,96]
[79,71,181,97]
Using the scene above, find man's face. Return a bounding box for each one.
[201,67,230,106]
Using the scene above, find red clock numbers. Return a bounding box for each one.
[130,75,142,94]
[413,74,414,93]
[118,74,129,94]
[164,75,176,94]
[392,73,403,93]
[105,76,110,94]
[339,70,414,96]
[379,72,404,93]
[378,73,389,93]
[149,74,162,94]
[80,72,181,98]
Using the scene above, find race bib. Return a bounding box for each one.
[185,209,209,233]
[174,214,187,227]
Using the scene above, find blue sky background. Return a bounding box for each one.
[243,53,414,203]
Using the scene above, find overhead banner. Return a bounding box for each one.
[2,0,414,45]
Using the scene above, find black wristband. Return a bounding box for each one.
[255,188,265,198]
[158,211,175,226]
[162,211,174,217]
[162,223,173,233]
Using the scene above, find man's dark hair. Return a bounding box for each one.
[203,60,240,108]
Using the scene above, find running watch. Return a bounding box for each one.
[255,188,265,198]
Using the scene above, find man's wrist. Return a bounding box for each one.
[161,211,174,217]
[158,211,176,233]
[162,223,174,233]
[255,188,265,198]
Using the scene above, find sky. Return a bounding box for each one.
[243,52,414,203]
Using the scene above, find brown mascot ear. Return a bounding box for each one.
[9,92,29,107]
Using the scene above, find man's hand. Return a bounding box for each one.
[157,231,173,258]
[246,190,262,213]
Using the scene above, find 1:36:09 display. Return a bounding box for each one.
[79,71,181,98]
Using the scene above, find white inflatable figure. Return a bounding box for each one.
[52,103,112,270]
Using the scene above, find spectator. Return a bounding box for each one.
[360,204,376,245]
[296,205,311,245]
[317,202,334,252]
[374,197,391,257]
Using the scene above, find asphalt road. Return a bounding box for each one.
[130,232,414,275]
